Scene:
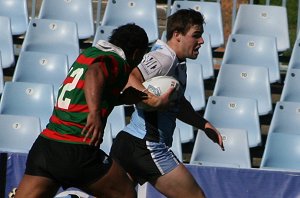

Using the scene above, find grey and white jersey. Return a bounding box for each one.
[124,40,187,146]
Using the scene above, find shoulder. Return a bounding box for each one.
[138,50,173,73]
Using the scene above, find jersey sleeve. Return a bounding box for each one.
[137,51,173,81]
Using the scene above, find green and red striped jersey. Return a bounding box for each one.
[41,46,131,144]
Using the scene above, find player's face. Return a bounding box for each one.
[180,25,204,60]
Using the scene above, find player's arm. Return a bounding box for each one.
[116,86,148,105]
[125,67,175,109]
[177,97,224,150]
[81,62,105,147]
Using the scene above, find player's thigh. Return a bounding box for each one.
[83,160,136,198]
[152,164,205,198]
[15,174,60,198]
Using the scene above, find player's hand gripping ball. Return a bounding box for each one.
[137,76,181,110]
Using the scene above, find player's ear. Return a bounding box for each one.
[173,31,182,42]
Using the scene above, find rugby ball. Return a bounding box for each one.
[137,76,180,110]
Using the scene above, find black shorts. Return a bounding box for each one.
[110,131,180,185]
[25,136,112,189]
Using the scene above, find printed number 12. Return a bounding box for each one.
[57,68,84,109]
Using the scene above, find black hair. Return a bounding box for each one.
[109,23,149,59]
[166,9,205,41]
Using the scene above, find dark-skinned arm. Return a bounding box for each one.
[81,63,105,147]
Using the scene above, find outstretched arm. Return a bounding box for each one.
[177,97,224,150]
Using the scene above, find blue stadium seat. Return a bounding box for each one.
[12,51,69,99]
[170,127,183,162]
[0,0,29,35]
[101,0,159,43]
[0,82,55,130]
[185,63,206,111]
[186,33,214,80]
[0,16,15,68]
[204,96,261,148]
[232,4,289,52]
[0,114,41,153]
[268,101,300,135]
[190,128,251,168]
[260,132,300,171]
[160,30,167,42]
[20,18,80,67]
[0,56,3,94]
[171,0,224,48]
[38,0,94,39]
[176,119,194,144]
[213,64,272,115]
[222,33,280,83]
[92,25,117,46]
[106,105,126,138]
[280,69,300,103]
[286,38,300,73]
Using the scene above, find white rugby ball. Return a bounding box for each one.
[137,76,180,110]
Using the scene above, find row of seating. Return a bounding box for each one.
[0,1,298,197]
[2,94,299,171]
[183,97,300,171]
[0,0,294,86]
[0,0,299,171]
[0,0,292,50]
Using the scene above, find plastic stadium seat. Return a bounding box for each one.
[100,123,114,154]
[268,101,300,135]
[176,119,194,144]
[0,16,15,68]
[101,0,159,44]
[106,105,126,138]
[222,34,280,83]
[12,51,69,98]
[232,4,289,52]
[0,56,3,94]
[160,30,167,42]
[213,64,272,115]
[0,0,29,35]
[0,82,55,130]
[186,33,214,80]
[0,114,41,153]
[170,128,183,162]
[260,132,300,171]
[38,0,94,39]
[185,63,206,111]
[280,69,300,103]
[190,128,251,168]
[21,18,80,67]
[171,0,224,48]
[286,38,300,73]
[92,25,117,46]
[204,96,261,148]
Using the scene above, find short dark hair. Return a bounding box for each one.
[109,23,149,59]
[166,9,205,41]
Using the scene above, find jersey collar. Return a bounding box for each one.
[95,40,126,60]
